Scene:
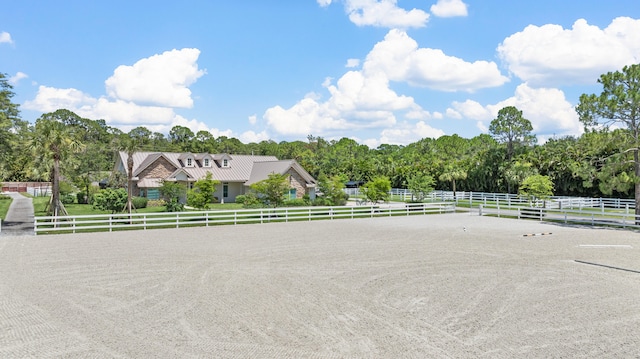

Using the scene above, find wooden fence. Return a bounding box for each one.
[34,202,456,235]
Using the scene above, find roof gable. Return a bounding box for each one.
[244,160,316,186]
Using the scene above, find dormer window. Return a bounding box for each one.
[186,158,193,167]
[222,159,229,167]
[203,158,210,167]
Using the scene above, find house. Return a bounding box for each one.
[114,151,317,203]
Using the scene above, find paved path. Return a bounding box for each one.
[0,192,35,236]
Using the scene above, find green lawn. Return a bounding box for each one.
[33,197,245,216]
[0,195,12,220]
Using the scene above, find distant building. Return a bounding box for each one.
[114,151,317,202]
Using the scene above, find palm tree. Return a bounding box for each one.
[439,166,467,201]
[31,111,84,216]
[114,132,146,214]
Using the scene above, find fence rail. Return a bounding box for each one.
[34,202,455,235]
[346,188,636,210]
[476,203,640,230]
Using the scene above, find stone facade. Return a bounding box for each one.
[287,169,307,199]
[134,158,177,194]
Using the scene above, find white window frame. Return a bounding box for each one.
[203,158,210,167]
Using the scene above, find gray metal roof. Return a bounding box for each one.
[119,151,282,183]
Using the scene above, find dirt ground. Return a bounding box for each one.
[1,213,639,358]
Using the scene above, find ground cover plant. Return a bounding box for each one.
[0,194,11,220]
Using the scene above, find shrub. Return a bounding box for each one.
[0,194,10,201]
[132,196,148,209]
[59,181,75,196]
[147,199,166,207]
[235,194,246,204]
[76,192,88,204]
[312,197,331,206]
[93,188,127,213]
[61,194,75,204]
[240,192,262,208]
[187,173,219,209]
[284,198,310,207]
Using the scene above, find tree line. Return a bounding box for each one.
[1,64,639,214]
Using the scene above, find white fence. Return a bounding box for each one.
[346,188,636,210]
[476,203,640,230]
[34,203,455,235]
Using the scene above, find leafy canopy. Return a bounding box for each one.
[576,63,640,217]
[489,106,536,161]
[187,173,219,209]
[361,176,391,204]
[519,174,554,205]
[159,180,186,212]
[406,172,435,202]
[250,172,290,208]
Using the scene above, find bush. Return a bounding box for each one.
[312,197,331,206]
[235,194,247,204]
[284,198,310,207]
[93,188,127,213]
[76,192,88,204]
[132,196,148,209]
[61,194,75,204]
[0,194,10,201]
[147,199,166,207]
[59,181,75,196]
[77,185,101,204]
[240,193,262,208]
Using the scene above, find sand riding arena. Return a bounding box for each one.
[1,213,639,358]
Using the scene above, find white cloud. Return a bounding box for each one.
[24,85,230,137]
[105,48,205,108]
[24,86,98,113]
[498,17,640,86]
[0,31,12,44]
[365,29,508,91]
[317,0,332,7]
[447,83,582,138]
[476,121,487,133]
[379,121,445,145]
[449,99,492,121]
[9,72,28,85]
[264,97,351,136]
[430,0,468,18]
[262,29,506,143]
[345,58,360,68]
[239,130,270,143]
[248,114,257,125]
[343,0,429,28]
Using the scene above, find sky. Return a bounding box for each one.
[1,1,639,147]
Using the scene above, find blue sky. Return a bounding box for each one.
[2,0,639,147]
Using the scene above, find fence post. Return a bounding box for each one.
[479,204,483,216]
